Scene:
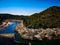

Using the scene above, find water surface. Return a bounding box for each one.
[0,21,20,34]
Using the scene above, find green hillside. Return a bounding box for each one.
[24,6,60,28]
[0,6,60,28]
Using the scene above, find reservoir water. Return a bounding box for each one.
[0,21,20,45]
[0,21,29,43]
[0,21,20,34]
[0,21,59,45]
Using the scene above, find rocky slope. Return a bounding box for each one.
[15,24,60,40]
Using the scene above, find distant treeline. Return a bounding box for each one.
[0,6,60,28]
[0,14,27,24]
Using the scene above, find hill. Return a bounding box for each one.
[0,6,60,28]
[24,6,60,28]
[0,14,27,24]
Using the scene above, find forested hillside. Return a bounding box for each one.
[0,6,60,28]
[24,6,60,28]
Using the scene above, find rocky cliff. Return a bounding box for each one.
[15,24,60,40]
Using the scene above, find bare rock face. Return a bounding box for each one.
[15,20,60,40]
[15,24,60,41]
[0,20,13,30]
[15,23,24,30]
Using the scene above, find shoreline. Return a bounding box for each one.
[15,25,60,41]
[0,33,14,38]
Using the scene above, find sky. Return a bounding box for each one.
[0,0,60,15]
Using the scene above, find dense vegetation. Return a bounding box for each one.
[0,6,60,28]
[24,6,60,28]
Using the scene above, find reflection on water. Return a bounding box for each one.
[0,36,14,45]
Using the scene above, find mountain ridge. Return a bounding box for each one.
[24,6,60,28]
[0,6,60,28]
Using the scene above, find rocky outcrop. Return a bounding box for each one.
[0,21,13,30]
[15,24,60,40]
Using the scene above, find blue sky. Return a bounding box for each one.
[0,0,60,15]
